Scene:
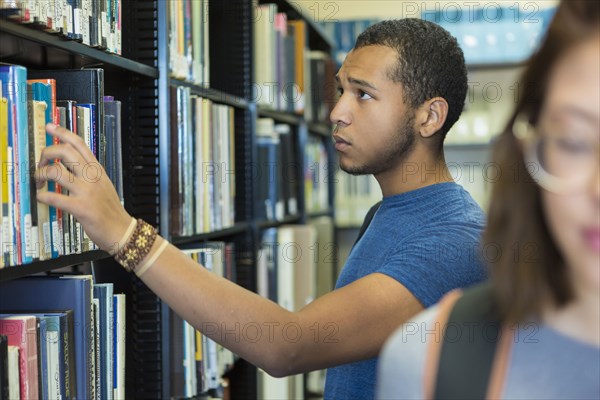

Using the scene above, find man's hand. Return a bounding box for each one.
[35,123,133,253]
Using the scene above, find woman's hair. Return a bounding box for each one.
[484,0,600,323]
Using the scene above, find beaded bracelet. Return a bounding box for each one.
[114,218,158,273]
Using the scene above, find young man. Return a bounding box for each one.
[36,19,487,400]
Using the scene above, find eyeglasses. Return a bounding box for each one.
[512,113,600,194]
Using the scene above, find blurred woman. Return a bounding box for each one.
[377,1,600,398]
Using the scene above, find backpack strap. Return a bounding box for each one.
[423,289,463,400]
[351,201,382,248]
[424,283,513,399]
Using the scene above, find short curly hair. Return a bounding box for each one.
[355,19,467,141]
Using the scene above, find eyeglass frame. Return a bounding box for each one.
[512,112,599,194]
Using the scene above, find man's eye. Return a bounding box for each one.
[337,87,344,96]
[358,90,372,100]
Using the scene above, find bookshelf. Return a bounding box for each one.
[0,0,336,398]
[1,2,162,399]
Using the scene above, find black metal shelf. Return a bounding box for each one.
[467,61,526,71]
[308,122,332,137]
[0,250,111,282]
[169,78,250,109]
[257,214,302,229]
[444,142,494,151]
[257,108,303,125]
[0,18,158,78]
[171,223,250,246]
[308,208,334,219]
[258,0,334,52]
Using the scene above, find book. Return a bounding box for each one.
[257,228,278,302]
[0,335,7,400]
[0,64,34,264]
[93,283,114,400]
[275,124,298,216]
[0,310,76,400]
[256,118,283,221]
[27,69,104,162]
[103,96,123,203]
[288,19,306,114]
[28,78,63,259]
[27,83,50,261]
[6,346,18,400]
[0,315,39,399]
[0,87,9,268]
[0,275,94,400]
[253,4,278,109]
[56,100,78,255]
[112,294,125,400]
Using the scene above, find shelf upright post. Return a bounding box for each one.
[156,0,172,398]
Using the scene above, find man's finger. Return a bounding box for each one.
[35,190,79,215]
[45,123,97,165]
[35,162,81,193]
[38,144,86,175]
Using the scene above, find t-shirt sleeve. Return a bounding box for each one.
[375,226,487,307]
[376,305,439,400]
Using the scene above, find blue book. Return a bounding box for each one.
[0,64,33,264]
[256,135,282,221]
[112,294,125,400]
[36,317,48,400]
[261,228,279,302]
[0,275,94,400]
[28,80,62,259]
[93,283,114,400]
[28,82,57,260]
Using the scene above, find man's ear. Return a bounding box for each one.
[415,97,449,138]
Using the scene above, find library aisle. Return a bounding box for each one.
[0,1,557,399]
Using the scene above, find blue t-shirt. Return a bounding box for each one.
[324,182,488,400]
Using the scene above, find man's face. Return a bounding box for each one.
[331,45,416,176]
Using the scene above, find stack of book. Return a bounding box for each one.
[0,0,123,54]
[169,87,236,237]
[170,243,236,399]
[167,0,209,84]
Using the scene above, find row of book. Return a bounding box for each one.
[169,87,236,237]
[334,161,490,226]
[257,222,337,400]
[253,4,336,123]
[0,64,123,268]
[171,243,236,398]
[0,276,126,400]
[256,118,298,222]
[255,118,331,222]
[321,19,379,68]
[421,5,556,65]
[0,0,122,54]
[168,0,210,85]
[322,6,556,67]
[334,173,381,228]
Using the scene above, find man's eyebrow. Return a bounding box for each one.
[335,75,378,91]
[348,77,378,91]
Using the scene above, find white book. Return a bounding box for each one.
[8,345,20,399]
[113,294,126,400]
